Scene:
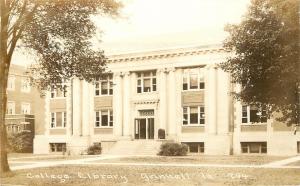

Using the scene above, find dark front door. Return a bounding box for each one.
[135,119,146,139]
[135,118,154,139]
[147,118,154,139]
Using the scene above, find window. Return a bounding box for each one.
[21,103,31,114]
[182,142,204,153]
[51,85,67,98]
[182,106,205,125]
[50,112,66,128]
[182,68,205,91]
[95,75,113,96]
[95,110,113,127]
[6,101,15,115]
[7,75,15,91]
[242,105,267,124]
[241,142,267,154]
[21,77,31,92]
[50,143,66,152]
[137,71,156,93]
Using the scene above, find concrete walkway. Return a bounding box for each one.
[9,155,133,170]
[263,155,300,167]
[8,155,300,171]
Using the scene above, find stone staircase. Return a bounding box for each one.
[104,140,163,156]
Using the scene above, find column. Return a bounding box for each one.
[158,68,167,132]
[205,65,217,134]
[113,72,123,137]
[88,83,95,138]
[216,69,230,134]
[167,67,177,138]
[175,69,183,141]
[44,92,50,136]
[122,71,131,137]
[72,78,81,136]
[66,81,72,137]
[81,80,90,136]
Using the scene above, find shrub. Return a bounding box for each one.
[158,142,188,156]
[7,131,33,153]
[87,144,102,155]
[158,129,165,139]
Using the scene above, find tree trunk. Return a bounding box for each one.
[0,66,10,173]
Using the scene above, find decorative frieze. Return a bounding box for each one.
[107,47,225,63]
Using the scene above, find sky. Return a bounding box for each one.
[12,0,250,66]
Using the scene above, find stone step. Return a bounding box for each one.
[104,140,163,156]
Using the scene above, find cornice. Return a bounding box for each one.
[107,45,227,63]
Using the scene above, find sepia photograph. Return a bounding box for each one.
[0,0,299,185]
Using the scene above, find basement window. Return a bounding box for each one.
[50,143,66,152]
[241,142,267,154]
[182,142,204,153]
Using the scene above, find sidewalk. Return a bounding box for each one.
[9,155,300,171]
[263,155,300,167]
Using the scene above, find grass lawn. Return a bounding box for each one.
[1,165,300,186]
[94,155,289,165]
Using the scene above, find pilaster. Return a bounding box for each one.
[158,68,167,132]
[122,71,131,137]
[167,67,177,139]
[113,72,123,137]
[205,65,217,134]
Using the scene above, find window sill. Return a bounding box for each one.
[182,89,205,92]
[182,125,205,127]
[94,95,113,97]
[94,127,113,129]
[241,123,267,126]
[137,91,157,94]
[50,127,66,129]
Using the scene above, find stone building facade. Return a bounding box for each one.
[33,45,300,156]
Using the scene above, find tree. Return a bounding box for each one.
[220,0,300,125]
[0,0,121,173]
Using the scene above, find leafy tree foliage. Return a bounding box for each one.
[220,0,299,125]
[0,0,121,173]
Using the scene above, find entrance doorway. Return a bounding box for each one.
[135,118,154,139]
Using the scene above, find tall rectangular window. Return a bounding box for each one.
[136,71,156,93]
[95,110,113,127]
[51,85,67,98]
[50,112,66,128]
[242,105,267,124]
[6,101,15,115]
[182,106,205,125]
[21,103,31,114]
[183,107,188,125]
[21,77,31,93]
[182,68,205,91]
[242,106,248,123]
[7,75,15,91]
[95,74,113,96]
[190,107,198,124]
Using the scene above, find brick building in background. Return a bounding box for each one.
[6,64,45,145]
